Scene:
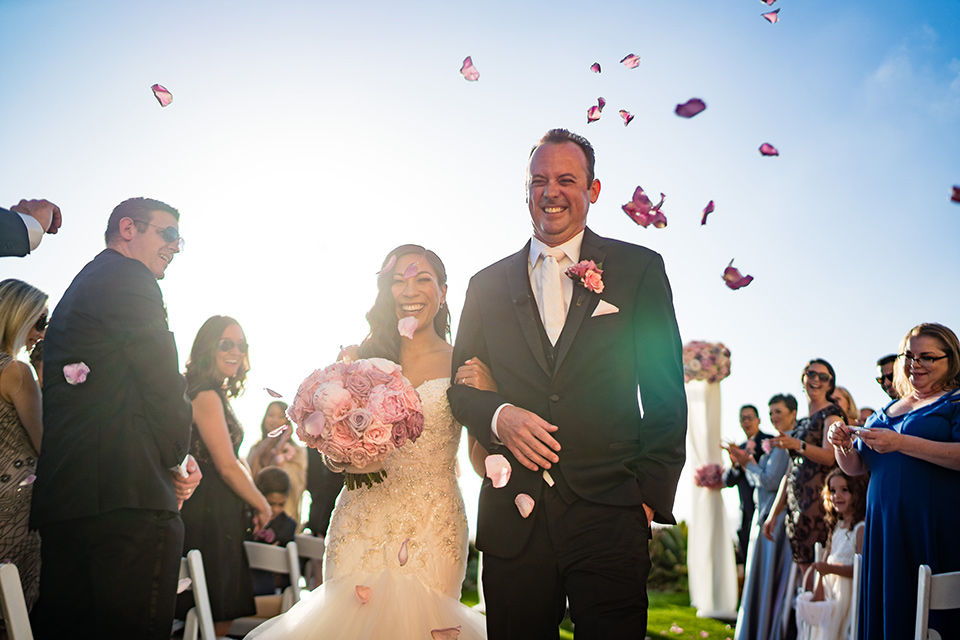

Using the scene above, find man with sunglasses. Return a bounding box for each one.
[876,354,900,400]
[30,197,199,640]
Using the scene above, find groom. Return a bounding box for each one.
[449,129,687,639]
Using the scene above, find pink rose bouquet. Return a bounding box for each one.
[682,340,732,384]
[693,463,724,490]
[287,357,424,489]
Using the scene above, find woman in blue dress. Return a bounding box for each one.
[830,322,960,639]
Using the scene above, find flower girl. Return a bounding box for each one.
[796,468,868,640]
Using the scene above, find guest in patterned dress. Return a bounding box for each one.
[0,279,46,618]
[178,316,272,637]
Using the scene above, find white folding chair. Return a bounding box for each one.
[243,540,301,612]
[178,549,218,640]
[850,553,862,640]
[294,534,326,589]
[0,563,34,640]
[915,564,960,640]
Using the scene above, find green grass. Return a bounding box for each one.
[460,589,736,639]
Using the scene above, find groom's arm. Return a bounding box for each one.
[448,277,509,452]
[630,253,687,524]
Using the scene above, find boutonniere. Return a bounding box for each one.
[565,260,604,294]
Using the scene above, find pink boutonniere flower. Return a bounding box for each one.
[565,260,604,294]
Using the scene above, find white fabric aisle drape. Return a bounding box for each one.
[685,380,739,619]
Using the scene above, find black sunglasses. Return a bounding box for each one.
[875,373,894,385]
[804,370,832,383]
[131,219,185,250]
[217,338,249,354]
[35,313,47,332]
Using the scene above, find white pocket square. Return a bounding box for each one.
[591,300,619,317]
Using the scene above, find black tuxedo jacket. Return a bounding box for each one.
[31,249,193,527]
[0,208,31,257]
[448,228,687,558]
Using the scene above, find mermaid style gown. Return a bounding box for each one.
[247,378,487,639]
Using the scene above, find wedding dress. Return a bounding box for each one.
[247,378,487,639]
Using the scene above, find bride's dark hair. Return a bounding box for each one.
[358,245,450,363]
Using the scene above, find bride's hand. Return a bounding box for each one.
[455,357,498,393]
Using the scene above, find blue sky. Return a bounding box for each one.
[3,0,958,527]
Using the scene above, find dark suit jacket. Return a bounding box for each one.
[0,208,31,257]
[448,228,687,557]
[31,249,193,527]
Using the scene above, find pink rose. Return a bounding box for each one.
[349,447,372,468]
[402,385,422,413]
[288,367,335,425]
[391,422,408,449]
[344,408,373,437]
[322,440,348,464]
[344,370,374,399]
[330,421,360,448]
[364,422,393,446]
[295,423,321,449]
[366,386,407,425]
[315,382,355,422]
[404,410,425,441]
[583,270,604,293]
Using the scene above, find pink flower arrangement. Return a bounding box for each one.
[565,260,604,294]
[287,357,424,489]
[682,341,732,384]
[693,463,724,490]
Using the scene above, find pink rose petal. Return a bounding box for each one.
[590,62,601,73]
[651,209,668,228]
[762,8,780,23]
[701,200,715,226]
[355,585,371,604]
[587,105,602,123]
[378,254,397,276]
[431,627,462,640]
[675,98,706,118]
[950,186,960,203]
[177,577,192,594]
[597,97,606,111]
[18,475,36,487]
[670,624,684,633]
[460,56,479,81]
[303,411,326,437]
[63,362,90,385]
[620,54,640,69]
[484,454,512,488]
[398,316,419,339]
[760,0,776,4]
[722,259,754,290]
[402,261,419,279]
[759,142,779,156]
[264,387,283,398]
[515,493,535,518]
[619,110,634,126]
[398,538,410,566]
[701,632,710,638]
[267,425,289,438]
[150,84,172,107]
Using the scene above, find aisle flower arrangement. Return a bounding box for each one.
[682,341,731,384]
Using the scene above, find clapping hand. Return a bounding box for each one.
[11,199,62,234]
[721,441,750,467]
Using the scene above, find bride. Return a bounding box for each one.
[248,245,489,639]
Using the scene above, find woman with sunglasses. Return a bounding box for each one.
[179,316,271,636]
[829,323,960,639]
[0,279,47,614]
[762,360,843,603]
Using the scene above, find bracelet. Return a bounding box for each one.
[799,441,806,454]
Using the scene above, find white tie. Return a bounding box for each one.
[540,249,565,345]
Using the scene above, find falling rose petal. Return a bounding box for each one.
[515,493,535,518]
[722,259,754,290]
[267,425,289,438]
[264,387,283,398]
[622,186,654,227]
[460,56,479,81]
[762,8,780,23]
[177,577,192,594]
[63,362,90,385]
[150,84,173,107]
[651,210,668,229]
[619,110,635,126]
[675,98,706,118]
[303,410,326,437]
[18,475,36,487]
[760,0,776,4]
[670,624,684,633]
[701,632,710,639]
[587,105,602,123]
[759,142,779,156]
[378,254,397,276]
[402,261,419,279]
[620,53,640,69]
[355,585,371,604]
[590,62,601,73]
[597,97,606,111]
[950,186,960,203]
[398,538,410,566]
[398,316,419,339]
[431,627,462,640]
[701,200,715,226]
[484,454,512,489]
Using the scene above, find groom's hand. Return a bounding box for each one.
[497,406,560,471]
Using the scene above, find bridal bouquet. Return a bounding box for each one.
[682,340,732,384]
[287,357,424,489]
[693,463,724,490]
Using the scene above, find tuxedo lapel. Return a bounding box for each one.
[507,243,552,377]
[554,228,606,374]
